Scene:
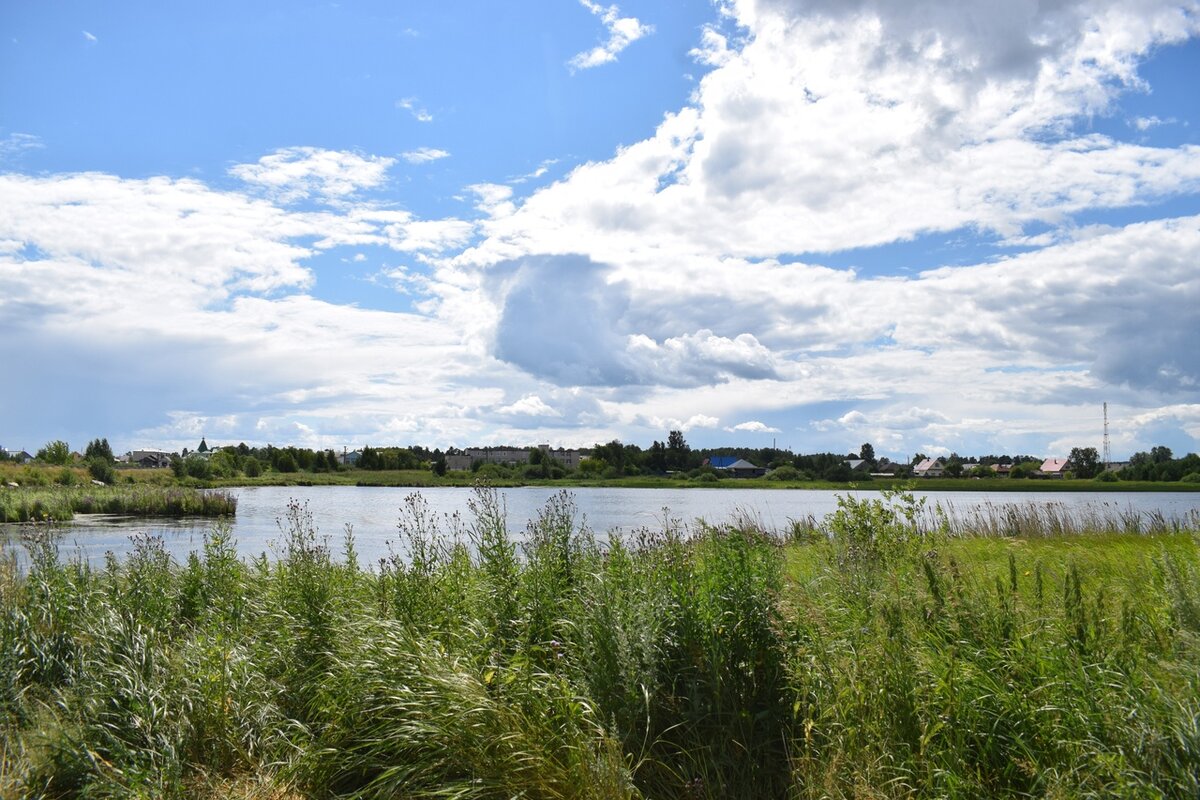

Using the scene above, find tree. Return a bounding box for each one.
[85,438,114,465]
[1068,446,1100,479]
[859,442,876,466]
[666,430,691,472]
[944,456,964,478]
[431,454,447,476]
[1150,445,1173,464]
[36,440,71,465]
[646,440,667,473]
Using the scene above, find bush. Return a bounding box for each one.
[1094,470,1120,482]
[1182,472,1200,484]
[87,458,115,485]
[767,465,802,481]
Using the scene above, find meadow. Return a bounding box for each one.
[0,488,1197,798]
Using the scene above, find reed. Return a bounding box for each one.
[0,488,1195,798]
[0,485,237,523]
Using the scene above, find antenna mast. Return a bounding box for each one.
[1102,402,1111,470]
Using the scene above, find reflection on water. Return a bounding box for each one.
[3,485,1198,567]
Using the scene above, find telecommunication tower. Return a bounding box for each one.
[1102,402,1111,469]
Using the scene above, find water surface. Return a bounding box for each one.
[5,485,1198,566]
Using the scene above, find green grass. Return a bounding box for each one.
[0,489,1197,798]
[0,485,237,523]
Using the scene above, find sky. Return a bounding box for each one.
[2,0,1199,461]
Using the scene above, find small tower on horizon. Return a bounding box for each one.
[1102,403,1111,469]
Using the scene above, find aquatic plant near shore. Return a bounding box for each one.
[0,484,237,523]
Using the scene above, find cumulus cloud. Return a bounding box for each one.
[401,147,450,164]
[462,0,1200,266]
[496,395,561,417]
[569,0,654,71]
[230,147,395,204]
[727,420,781,433]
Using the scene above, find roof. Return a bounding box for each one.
[1040,458,1070,473]
[914,458,941,472]
[725,459,761,470]
[707,456,740,468]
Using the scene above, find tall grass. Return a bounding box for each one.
[0,487,1197,798]
[0,485,237,523]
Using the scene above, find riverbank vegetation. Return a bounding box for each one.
[1,489,1197,798]
[0,485,237,523]
[6,433,1200,492]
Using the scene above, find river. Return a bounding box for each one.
[4,485,1199,566]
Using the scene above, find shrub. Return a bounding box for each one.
[1094,470,1120,482]
[1181,472,1200,484]
[88,458,115,485]
[767,464,802,481]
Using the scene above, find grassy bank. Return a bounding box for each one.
[0,485,237,523]
[1,489,1197,798]
[105,465,1200,492]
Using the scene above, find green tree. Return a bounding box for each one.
[1068,446,1100,479]
[666,430,691,472]
[859,442,876,466]
[36,440,71,465]
[431,454,447,476]
[84,438,114,464]
[1150,445,1173,464]
[276,452,298,473]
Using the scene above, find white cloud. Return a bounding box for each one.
[82,31,97,43]
[401,147,450,164]
[0,132,43,161]
[396,97,433,123]
[689,26,733,66]
[569,0,654,71]
[726,420,781,433]
[1132,115,1175,131]
[461,0,1200,267]
[497,395,561,417]
[383,218,475,253]
[230,147,395,204]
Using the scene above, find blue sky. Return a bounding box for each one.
[2,0,1200,461]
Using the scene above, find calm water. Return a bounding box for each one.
[4,485,1199,566]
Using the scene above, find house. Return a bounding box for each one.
[1039,458,1071,478]
[127,450,173,468]
[1,448,33,463]
[708,457,767,478]
[992,463,1014,477]
[913,458,944,478]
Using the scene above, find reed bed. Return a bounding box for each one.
[0,485,237,523]
[0,488,1196,799]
